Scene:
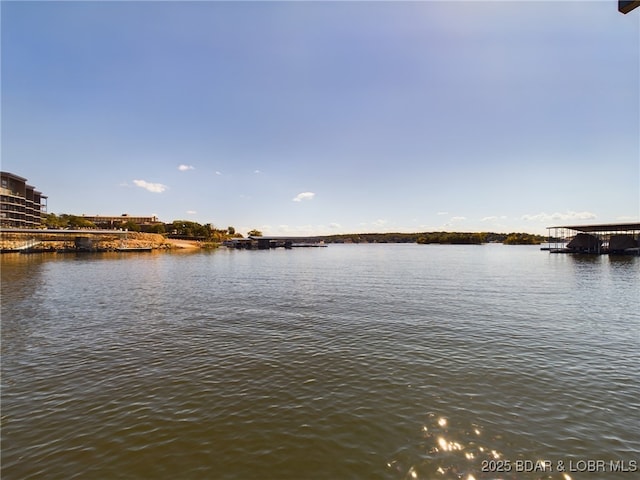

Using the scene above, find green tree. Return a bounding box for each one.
[503,232,544,245]
[121,220,141,232]
[65,215,96,229]
[44,213,96,229]
[45,213,67,229]
[417,232,486,244]
[170,220,214,239]
[247,229,262,237]
[142,223,166,234]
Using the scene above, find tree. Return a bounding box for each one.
[73,217,96,229]
[227,226,235,235]
[121,220,141,232]
[247,229,262,237]
[142,223,166,234]
[503,233,544,245]
[169,220,215,239]
[416,232,486,244]
[45,213,67,229]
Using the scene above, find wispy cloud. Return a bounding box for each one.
[254,170,261,174]
[437,211,448,216]
[293,192,315,202]
[442,216,467,229]
[481,216,508,222]
[133,179,167,193]
[215,171,222,176]
[178,164,194,171]
[522,211,597,223]
[186,210,197,215]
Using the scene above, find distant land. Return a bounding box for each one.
[40,213,548,246]
[323,232,545,245]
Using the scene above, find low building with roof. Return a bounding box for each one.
[81,214,162,229]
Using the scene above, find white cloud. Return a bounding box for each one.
[441,216,467,229]
[187,210,197,215]
[329,222,341,229]
[215,171,222,176]
[254,170,261,174]
[481,216,508,222]
[178,164,194,171]
[133,179,168,193]
[522,211,597,223]
[373,219,387,227]
[437,211,449,216]
[293,192,315,202]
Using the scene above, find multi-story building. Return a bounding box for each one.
[81,214,161,229]
[0,171,48,228]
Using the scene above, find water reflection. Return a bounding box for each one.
[1,254,49,356]
[607,254,640,270]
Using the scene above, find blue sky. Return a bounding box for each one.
[2,1,638,236]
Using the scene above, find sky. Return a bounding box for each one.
[2,1,639,236]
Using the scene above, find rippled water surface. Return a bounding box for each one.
[2,245,639,479]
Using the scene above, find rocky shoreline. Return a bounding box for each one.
[0,232,208,253]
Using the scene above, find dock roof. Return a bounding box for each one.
[547,222,640,233]
[248,235,324,241]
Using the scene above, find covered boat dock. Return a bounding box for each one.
[546,222,640,255]
[224,235,327,250]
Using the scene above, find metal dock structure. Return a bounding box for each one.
[546,222,640,255]
[224,235,327,250]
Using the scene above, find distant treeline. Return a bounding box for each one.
[45,214,547,245]
[323,232,546,245]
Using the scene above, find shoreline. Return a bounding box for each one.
[0,232,209,253]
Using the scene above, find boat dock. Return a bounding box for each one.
[224,235,327,250]
[546,222,640,255]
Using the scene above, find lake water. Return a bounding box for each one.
[1,244,639,479]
